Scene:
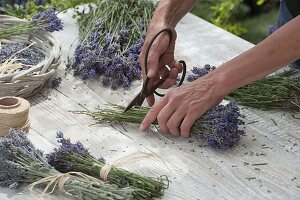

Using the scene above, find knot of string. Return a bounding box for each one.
[28,172,98,197]
[99,151,170,181]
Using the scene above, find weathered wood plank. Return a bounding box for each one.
[1,8,299,200]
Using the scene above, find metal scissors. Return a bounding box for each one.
[124,28,186,112]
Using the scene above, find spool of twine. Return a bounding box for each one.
[0,96,30,136]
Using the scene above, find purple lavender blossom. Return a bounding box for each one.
[47,132,106,170]
[35,0,43,5]
[0,129,48,188]
[31,8,63,32]
[192,102,245,149]
[51,76,62,88]
[187,65,216,82]
[46,131,96,173]
[17,0,23,6]
[69,26,144,89]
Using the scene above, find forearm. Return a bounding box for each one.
[210,15,300,97]
[150,0,197,27]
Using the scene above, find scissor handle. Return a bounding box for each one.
[154,60,186,97]
[143,28,186,97]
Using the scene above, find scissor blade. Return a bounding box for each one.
[124,93,145,113]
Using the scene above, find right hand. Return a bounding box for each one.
[139,24,183,106]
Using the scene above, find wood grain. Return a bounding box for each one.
[0,9,299,200]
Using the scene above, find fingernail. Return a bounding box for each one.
[139,124,146,131]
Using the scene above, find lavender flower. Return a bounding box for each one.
[47,131,92,173]
[69,28,145,89]
[31,8,63,32]
[187,64,216,82]
[0,129,38,188]
[0,129,135,200]
[35,0,43,6]
[51,76,62,88]
[46,132,167,199]
[192,102,245,149]
[17,0,24,6]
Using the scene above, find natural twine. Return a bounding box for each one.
[0,96,30,136]
[29,152,171,197]
[99,151,170,181]
[28,172,100,198]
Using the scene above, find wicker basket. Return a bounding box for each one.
[0,15,61,98]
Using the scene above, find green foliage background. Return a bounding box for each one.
[1,0,279,44]
[191,0,279,44]
[1,0,98,18]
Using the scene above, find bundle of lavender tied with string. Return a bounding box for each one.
[0,129,140,200]
[47,132,167,199]
[74,101,246,149]
[0,7,63,39]
[67,0,156,89]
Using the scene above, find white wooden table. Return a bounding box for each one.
[1,8,300,200]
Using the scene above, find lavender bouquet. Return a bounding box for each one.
[188,65,300,112]
[0,129,138,200]
[68,0,155,89]
[47,132,167,200]
[0,8,63,39]
[77,102,245,149]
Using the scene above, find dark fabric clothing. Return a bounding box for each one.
[277,0,300,68]
[285,0,300,17]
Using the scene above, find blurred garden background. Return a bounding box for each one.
[191,0,280,44]
[0,0,280,44]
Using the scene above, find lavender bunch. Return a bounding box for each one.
[69,28,144,89]
[68,0,155,89]
[226,69,300,111]
[0,8,63,39]
[81,102,245,149]
[190,102,245,149]
[0,129,137,200]
[47,132,167,200]
[188,65,300,112]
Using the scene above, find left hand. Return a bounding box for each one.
[139,75,224,137]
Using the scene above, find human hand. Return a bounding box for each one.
[139,24,183,106]
[139,75,224,137]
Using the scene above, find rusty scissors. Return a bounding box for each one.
[124,28,186,112]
